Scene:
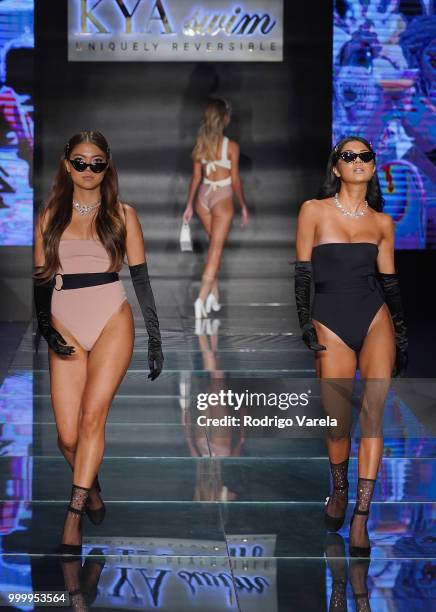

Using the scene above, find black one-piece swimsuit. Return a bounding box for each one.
[311,243,385,352]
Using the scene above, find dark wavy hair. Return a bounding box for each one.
[35,130,126,282]
[317,135,384,212]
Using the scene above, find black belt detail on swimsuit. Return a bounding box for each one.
[315,273,380,295]
[52,272,119,291]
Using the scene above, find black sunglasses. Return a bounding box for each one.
[338,151,375,163]
[69,159,108,173]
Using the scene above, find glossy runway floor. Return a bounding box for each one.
[0,273,435,611]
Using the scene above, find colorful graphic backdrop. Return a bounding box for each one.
[333,0,436,248]
[0,0,33,246]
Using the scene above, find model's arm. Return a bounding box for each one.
[33,211,75,355]
[230,141,249,227]
[124,203,164,381]
[124,203,149,266]
[183,160,202,223]
[294,201,325,351]
[295,200,317,261]
[376,214,396,274]
[377,213,408,377]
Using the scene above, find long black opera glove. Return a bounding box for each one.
[378,272,408,377]
[294,261,326,352]
[129,262,164,381]
[33,270,75,355]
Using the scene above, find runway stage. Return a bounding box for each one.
[0,0,435,609]
[0,254,434,610]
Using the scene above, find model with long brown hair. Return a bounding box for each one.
[34,131,164,555]
[182,98,249,318]
[294,136,408,557]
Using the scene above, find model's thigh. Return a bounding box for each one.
[359,304,395,378]
[311,321,357,437]
[357,305,395,436]
[312,319,357,378]
[49,315,88,446]
[210,199,234,247]
[81,301,134,419]
[195,198,213,237]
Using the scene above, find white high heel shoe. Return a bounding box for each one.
[194,298,208,319]
[205,293,222,314]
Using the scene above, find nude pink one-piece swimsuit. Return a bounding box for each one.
[51,240,127,351]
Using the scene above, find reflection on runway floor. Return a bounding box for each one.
[0,294,435,610]
[1,553,434,610]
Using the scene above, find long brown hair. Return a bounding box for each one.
[35,131,126,282]
[192,98,231,162]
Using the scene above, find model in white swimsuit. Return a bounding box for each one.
[198,136,233,211]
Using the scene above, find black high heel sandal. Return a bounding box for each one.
[325,458,349,533]
[60,505,85,557]
[349,477,376,558]
[85,476,106,526]
[349,510,371,558]
[324,482,349,532]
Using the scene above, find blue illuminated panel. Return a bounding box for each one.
[333,1,436,249]
[0,371,33,609]
[0,0,34,246]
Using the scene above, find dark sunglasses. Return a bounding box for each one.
[69,159,108,173]
[338,151,375,163]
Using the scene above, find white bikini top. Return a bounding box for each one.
[202,136,232,176]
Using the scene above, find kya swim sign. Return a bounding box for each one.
[68,0,283,61]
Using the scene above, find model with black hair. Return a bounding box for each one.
[294,136,408,557]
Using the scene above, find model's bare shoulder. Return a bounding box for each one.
[299,198,324,214]
[376,210,394,225]
[119,202,133,212]
[375,210,395,235]
[118,203,140,237]
[120,202,144,240]
[119,202,138,220]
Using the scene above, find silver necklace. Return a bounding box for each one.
[72,199,101,216]
[334,193,368,217]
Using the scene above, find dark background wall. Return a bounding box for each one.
[0,0,332,320]
[34,0,331,275]
[2,0,332,320]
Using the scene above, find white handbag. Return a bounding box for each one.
[179,221,193,252]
